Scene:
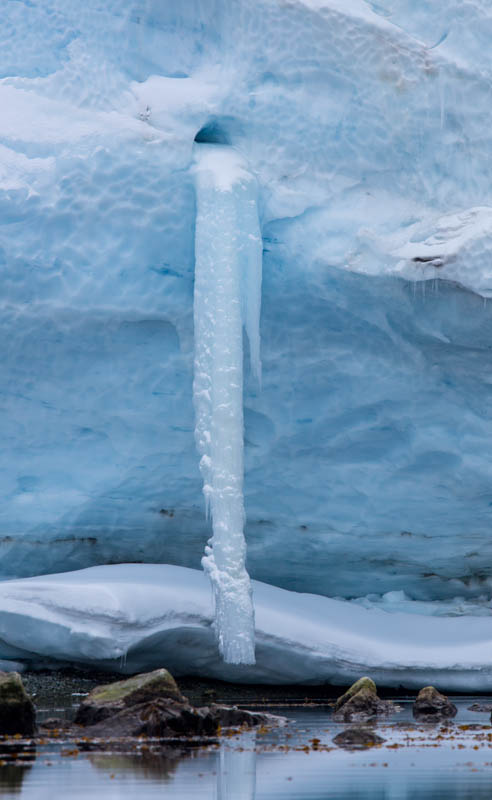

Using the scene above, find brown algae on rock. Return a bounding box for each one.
[333,677,397,721]
[0,672,35,736]
[413,686,457,722]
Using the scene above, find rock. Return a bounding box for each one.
[468,703,492,713]
[212,705,282,730]
[333,677,395,721]
[74,668,185,726]
[412,687,457,721]
[86,698,218,738]
[0,672,35,735]
[333,725,386,748]
[39,717,72,730]
[334,677,377,711]
[81,700,283,739]
[75,669,285,738]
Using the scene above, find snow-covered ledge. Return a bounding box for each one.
[0,564,491,691]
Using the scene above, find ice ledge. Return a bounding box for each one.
[351,206,492,298]
[1,564,492,690]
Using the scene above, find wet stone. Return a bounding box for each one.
[333,677,396,721]
[75,668,285,738]
[468,703,492,713]
[74,668,185,727]
[79,700,283,738]
[333,725,386,749]
[0,672,35,736]
[39,717,72,730]
[412,686,457,721]
[334,677,377,712]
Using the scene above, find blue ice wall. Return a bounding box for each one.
[2,0,492,601]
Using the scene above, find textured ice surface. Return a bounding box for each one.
[2,1,492,609]
[0,564,492,690]
[193,144,258,664]
[346,590,492,617]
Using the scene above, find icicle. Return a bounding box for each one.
[193,143,261,665]
[241,192,263,385]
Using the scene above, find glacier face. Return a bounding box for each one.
[2,0,492,605]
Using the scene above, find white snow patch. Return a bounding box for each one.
[0,144,54,194]
[193,145,253,192]
[392,207,492,296]
[0,564,492,690]
[130,70,222,128]
[0,84,157,147]
[347,206,492,298]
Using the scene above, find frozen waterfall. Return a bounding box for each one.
[193,143,262,665]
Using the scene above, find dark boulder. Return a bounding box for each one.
[333,725,386,748]
[0,672,35,735]
[412,687,457,721]
[334,677,377,711]
[333,677,396,721]
[39,717,72,730]
[75,668,285,738]
[75,668,185,727]
[468,703,492,713]
[81,700,283,738]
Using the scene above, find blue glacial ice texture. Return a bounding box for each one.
[1,0,492,610]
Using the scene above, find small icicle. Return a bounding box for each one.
[193,143,261,665]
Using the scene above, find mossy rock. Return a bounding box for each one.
[88,668,183,706]
[75,668,185,726]
[413,686,457,720]
[75,666,287,736]
[334,677,377,711]
[0,672,35,735]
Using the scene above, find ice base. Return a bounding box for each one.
[0,564,492,691]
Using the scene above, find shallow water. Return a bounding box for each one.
[3,699,492,799]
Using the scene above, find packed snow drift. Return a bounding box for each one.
[0,564,492,690]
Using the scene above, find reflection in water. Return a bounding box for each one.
[4,705,492,799]
[218,732,256,800]
[0,741,36,795]
[90,748,180,782]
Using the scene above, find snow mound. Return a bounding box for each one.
[1,564,492,691]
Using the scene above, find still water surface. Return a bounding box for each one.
[2,700,492,799]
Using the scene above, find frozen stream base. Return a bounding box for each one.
[0,563,492,690]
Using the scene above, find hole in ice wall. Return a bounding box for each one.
[194,120,230,145]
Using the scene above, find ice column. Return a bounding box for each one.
[193,143,262,665]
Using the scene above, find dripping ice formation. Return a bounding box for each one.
[193,144,262,665]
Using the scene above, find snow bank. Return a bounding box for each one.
[1,564,492,690]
